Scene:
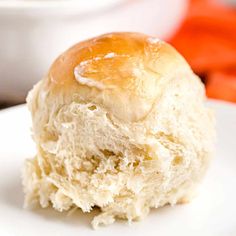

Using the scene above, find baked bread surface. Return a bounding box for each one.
[23,32,215,229]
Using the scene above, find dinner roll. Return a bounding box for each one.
[23,32,215,229]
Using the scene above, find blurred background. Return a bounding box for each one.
[0,0,235,109]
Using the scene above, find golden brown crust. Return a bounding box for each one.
[49,32,147,86]
[46,32,192,121]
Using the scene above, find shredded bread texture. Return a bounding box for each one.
[23,75,214,229]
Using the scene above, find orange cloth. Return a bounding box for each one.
[169,0,236,103]
[206,69,236,103]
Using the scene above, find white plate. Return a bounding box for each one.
[0,100,235,236]
[0,0,124,11]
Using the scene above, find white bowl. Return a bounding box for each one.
[0,0,187,103]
